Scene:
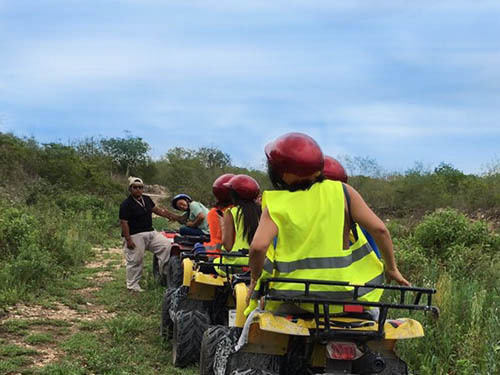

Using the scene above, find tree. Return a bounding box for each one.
[100,136,151,176]
[196,147,231,169]
[337,155,384,178]
[434,162,465,194]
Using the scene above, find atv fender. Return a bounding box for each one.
[234,282,248,328]
[194,272,226,286]
[245,322,290,355]
[384,318,424,339]
[252,312,310,336]
[182,258,194,287]
[187,271,226,301]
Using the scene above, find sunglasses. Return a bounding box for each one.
[131,185,144,190]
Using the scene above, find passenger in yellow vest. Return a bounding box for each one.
[324,155,381,259]
[246,132,409,314]
[216,174,261,275]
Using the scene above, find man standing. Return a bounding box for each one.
[119,177,172,292]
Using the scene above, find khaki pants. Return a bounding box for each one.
[123,230,172,290]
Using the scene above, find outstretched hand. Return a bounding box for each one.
[385,268,410,286]
[162,209,176,221]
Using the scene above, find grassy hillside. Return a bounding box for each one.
[0,132,499,374]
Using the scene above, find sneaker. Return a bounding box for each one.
[127,286,145,293]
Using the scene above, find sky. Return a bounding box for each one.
[1,0,499,174]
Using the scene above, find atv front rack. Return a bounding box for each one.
[258,277,438,340]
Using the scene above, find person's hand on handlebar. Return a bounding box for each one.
[246,279,257,306]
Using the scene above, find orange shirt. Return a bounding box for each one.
[203,207,224,252]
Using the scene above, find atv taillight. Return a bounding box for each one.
[343,304,364,313]
[326,342,359,360]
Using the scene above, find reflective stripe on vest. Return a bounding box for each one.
[257,273,384,300]
[230,206,251,251]
[215,206,250,276]
[258,180,384,309]
[205,243,222,251]
[263,258,274,274]
[273,242,373,273]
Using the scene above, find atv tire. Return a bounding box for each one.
[200,325,231,375]
[170,286,205,314]
[172,310,210,367]
[152,254,167,286]
[160,288,176,340]
[212,327,279,375]
[229,370,278,375]
[379,357,408,375]
[166,255,183,289]
[226,352,281,375]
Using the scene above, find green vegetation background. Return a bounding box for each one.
[0,132,499,374]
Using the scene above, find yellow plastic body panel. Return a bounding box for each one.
[245,323,289,355]
[234,282,248,328]
[194,272,226,286]
[384,318,424,339]
[311,344,326,368]
[253,312,425,340]
[254,312,310,336]
[182,258,193,287]
[188,282,216,300]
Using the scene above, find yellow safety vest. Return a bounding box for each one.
[215,206,249,275]
[246,180,384,314]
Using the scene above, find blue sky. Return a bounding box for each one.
[1,0,499,174]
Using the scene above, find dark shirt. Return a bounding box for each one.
[119,195,155,236]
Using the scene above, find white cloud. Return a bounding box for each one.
[3,36,371,92]
[114,0,500,12]
[331,103,500,140]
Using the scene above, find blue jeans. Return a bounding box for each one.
[179,226,205,237]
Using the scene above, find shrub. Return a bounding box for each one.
[0,206,39,258]
[0,194,118,308]
[393,238,434,285]
[414,209,472,257]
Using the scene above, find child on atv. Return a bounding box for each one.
[164,193,210,237]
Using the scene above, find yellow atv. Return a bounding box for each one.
[153,232,210,287]
[161,250,250,368]
[206,278,439,375]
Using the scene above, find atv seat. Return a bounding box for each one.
[231,271,251,287]
[174,234,210,246]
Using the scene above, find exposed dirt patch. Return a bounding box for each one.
[87,247,124,270]
[4,332,62,369]
[0,247,121,371]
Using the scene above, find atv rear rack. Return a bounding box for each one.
[258,277,438,340]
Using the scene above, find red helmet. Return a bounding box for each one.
[323,156,348,183]
[223,174,260,200]
[212,173,235,203]
[265,132,324,184]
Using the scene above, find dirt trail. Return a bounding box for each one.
[0,247,123,371]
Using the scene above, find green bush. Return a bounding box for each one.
[413,209,491,258]
[0,195,118,307]
[393,238,434,285]
[0,206,38,258]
